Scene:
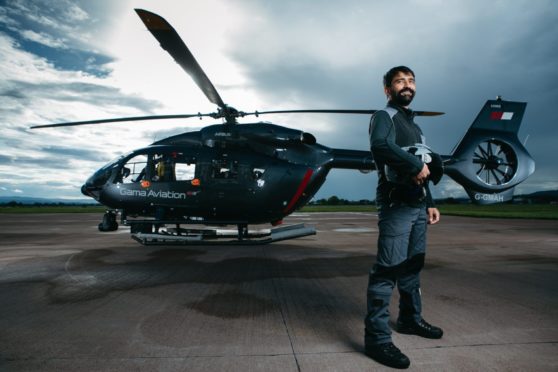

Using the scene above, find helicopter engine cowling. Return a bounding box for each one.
[197,123,316,148]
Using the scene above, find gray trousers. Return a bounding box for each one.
[365,204,427,346]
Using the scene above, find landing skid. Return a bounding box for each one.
[130,223,316,245]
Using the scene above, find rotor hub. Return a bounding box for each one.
[484,155,504,169]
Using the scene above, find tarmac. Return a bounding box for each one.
[0,212,557,371]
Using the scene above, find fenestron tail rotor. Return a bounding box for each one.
[473,139,517,186]
[442,98,534,205]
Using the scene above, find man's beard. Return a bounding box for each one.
[390,87,415,106]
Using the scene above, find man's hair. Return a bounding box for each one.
[383,66,415,87]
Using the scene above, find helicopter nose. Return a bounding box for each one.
[81,183,91,197]
[82,165,114,199]
[81,182,101,200]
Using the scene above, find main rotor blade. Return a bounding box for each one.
[135,9,226,108]
[247,109,378,116]
[414,111,445,116]
[241,109,444,117]
[30,113,214,129]
[30,109,445,129]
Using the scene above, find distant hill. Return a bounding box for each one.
[0,196,99,205]
[313,189,558,205]
[518,189,558,198]
[515,189,558,203]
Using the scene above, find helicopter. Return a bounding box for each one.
[31,9,535,245]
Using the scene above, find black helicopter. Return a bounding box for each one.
[32,9,535,245]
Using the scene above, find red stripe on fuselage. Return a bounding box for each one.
[283,168,313,214]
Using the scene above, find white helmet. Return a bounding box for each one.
[385,144,443,185]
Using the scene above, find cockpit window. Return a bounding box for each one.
[96,155,125,174]
[119,154,148,183]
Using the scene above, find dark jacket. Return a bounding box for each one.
[369,102,434,207]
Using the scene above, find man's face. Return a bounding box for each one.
[384,71,416,107]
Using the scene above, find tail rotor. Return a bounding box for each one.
[473,139,517,186]
[443,98,535,204]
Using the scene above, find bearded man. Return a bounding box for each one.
[364,66,443,369]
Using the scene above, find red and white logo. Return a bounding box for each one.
[490,112,514,120]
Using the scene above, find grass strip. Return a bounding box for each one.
[1,204,556,219]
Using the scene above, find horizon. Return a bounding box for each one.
[1,188,557,205]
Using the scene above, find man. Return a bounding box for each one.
[365,66,443,369]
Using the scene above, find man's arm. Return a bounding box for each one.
[412,164,430,185]
[427,207,440,224]
[425,183,440,224]
[369,111,424,176]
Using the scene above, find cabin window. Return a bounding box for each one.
[153,155,176,182]
[212,158,238,179]
[153,156,196,182]
[175,162,196,181]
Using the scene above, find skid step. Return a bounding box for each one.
[130,223,315,245]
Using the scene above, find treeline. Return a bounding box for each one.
[311,193,558,206]
[309,196,374,205]
[1,201,100,207]
[309,196,472,205]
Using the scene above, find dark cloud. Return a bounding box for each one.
[221,0,558,199]
[39,146,106,161]
[2,80,161,113]
[0,154,13,165]
[44,180,76,187]
[0,153,79,169]
[0,0,124,77]
[0,172,33,181]
[0,88,25,99]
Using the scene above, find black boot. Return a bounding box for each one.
[397,318,443,339]
[365,342,410,369]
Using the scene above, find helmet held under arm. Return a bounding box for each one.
[384,144,444,185]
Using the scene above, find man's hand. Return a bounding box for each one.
[412,163,430,185]
[427,207,440,225]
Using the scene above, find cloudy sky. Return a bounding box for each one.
[0,0,556,202]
